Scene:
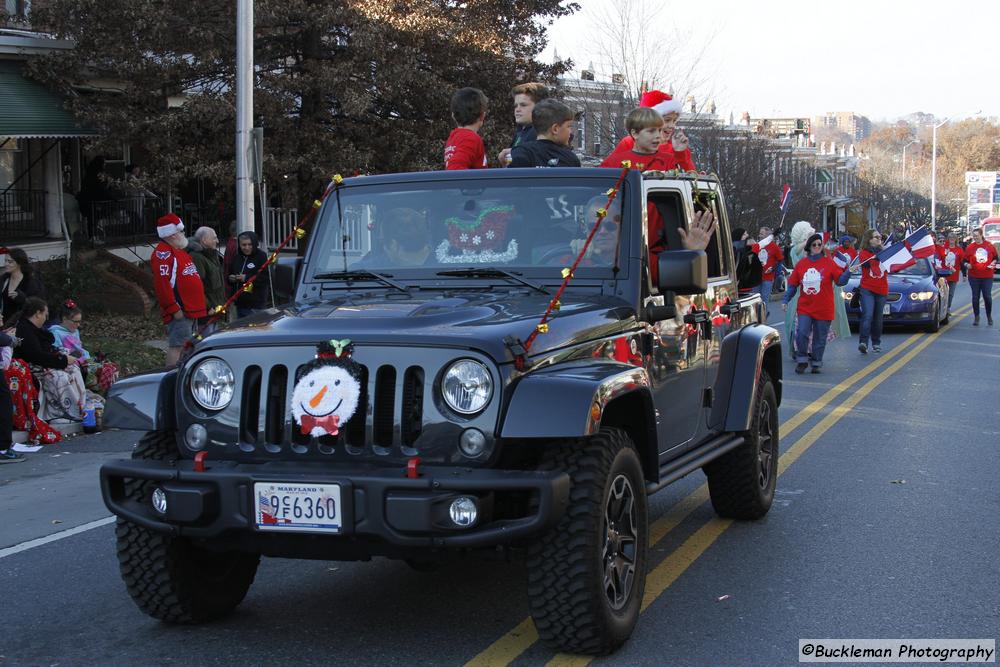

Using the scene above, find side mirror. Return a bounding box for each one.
[273,256,302,303]
[657,250,708,295]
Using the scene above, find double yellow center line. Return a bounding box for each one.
[466,292,995,667]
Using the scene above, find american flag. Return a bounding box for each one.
[259,494,277,524]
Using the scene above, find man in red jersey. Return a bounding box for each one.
[150,213,207,367]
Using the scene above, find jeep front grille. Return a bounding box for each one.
[237,361,426,454]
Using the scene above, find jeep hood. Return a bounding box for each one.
[195,291,636,362]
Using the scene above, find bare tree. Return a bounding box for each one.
[567,0,720,155]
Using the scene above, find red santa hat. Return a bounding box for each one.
[156,213,184,239]
[0,246,8,262]
[639,89,682,116]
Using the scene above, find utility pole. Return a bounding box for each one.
[236,0,254,234]
[930,119,947,232]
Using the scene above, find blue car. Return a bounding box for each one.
[843,258,950,333]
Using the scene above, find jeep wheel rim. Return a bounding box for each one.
[757,399,774,489]
[603,473,637,611]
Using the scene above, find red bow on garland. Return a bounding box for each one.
[300,413,340,436]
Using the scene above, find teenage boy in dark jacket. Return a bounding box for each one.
[230,231,271,318]
[508,99,581,168]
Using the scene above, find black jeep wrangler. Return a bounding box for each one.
[101,168,781,655]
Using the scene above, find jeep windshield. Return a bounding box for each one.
[306,176,629,284]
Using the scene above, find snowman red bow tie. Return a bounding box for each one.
[300,413,340,436]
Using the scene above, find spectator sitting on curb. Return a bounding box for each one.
[0,320,24,463]
[150,213,207,367]
[1,246,46,323]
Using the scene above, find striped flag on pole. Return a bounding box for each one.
[876,242,916,274]
[779,184,792,215]
[904,227,936,259]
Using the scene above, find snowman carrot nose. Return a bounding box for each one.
[309,385,328,408]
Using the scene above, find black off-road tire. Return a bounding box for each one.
[705,372,779,520]
[116,430,260,623]
[525,428,648,655]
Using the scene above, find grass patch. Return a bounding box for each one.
[83,313,165,377]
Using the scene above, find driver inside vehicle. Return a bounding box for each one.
[359,207,433,267]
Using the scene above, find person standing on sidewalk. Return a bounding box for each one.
[781,232,852,374]
[150,213,207,367]
[856,229,888,354]
[963,227,997,326]
[0,322,24,463]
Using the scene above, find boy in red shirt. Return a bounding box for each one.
[781,233,851,373]
[600,107,676,171]
[150,213,207,367]
[836,234,858,261]
[608,90,696,171]
[963,226,998,325]
[444,88,488,170]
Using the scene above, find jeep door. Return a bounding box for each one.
[693,181,740,440]
[644,183,706,453]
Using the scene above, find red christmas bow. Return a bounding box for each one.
[300,413,340,436]
[65,298,77,309]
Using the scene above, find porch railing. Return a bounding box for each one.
[265,207,300,251]
[81,196,166,245]
[0,188,48,238]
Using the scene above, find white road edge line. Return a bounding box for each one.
[0,516,116,560]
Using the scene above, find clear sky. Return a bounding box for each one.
[542,0,999,123]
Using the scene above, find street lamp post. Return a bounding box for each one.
[901,140,918,181]
[236,0,255,234]
[930,119,947,232]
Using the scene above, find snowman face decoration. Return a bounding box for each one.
[945,251,956,269]
[801,267,822,295]
[291,365,361,437]
[975,247,988,264]
[758,247,769,266]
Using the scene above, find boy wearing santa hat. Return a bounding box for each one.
[609,90,697,171]
[150,213,207,367]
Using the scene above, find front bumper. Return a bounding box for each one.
[100,459,570,550]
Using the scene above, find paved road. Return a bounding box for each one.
[2,285,998,667]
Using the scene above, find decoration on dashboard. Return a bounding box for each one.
[290,338,363,438]
[435,205,518,263]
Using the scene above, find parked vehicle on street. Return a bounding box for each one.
[100,168,782,655]
[843,258,950,332]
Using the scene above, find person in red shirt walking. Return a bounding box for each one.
[150,213,207,367]
[938,232,964,316]
[754,225,784,317]
[781,233,851,373]
[444,88,488,170]
[963,226,998,325]
[837,234,858,261]
[855,229,888,354]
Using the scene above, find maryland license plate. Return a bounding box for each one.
[254,482,342,533]
[883,304,891,315]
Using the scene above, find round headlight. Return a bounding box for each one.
[441,360,493,415]
[190,358,235,410]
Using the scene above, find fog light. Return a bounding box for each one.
[151,487,168,515]
[449,496,478,527]
[459,428,487,458]
[185,423,208,451]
